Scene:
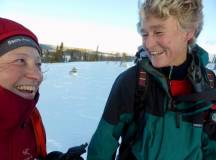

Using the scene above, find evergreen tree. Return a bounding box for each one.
[51,42,65,62]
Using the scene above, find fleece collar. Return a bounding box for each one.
[0,86,39,130]
[191,44,209,66]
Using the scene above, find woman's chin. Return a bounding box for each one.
[14,90,36,100]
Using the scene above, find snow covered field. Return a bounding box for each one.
[38,61,133,155]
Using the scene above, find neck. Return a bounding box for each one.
[161,54,191,80]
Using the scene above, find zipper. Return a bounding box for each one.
[168,66,173,80]
[168,66,174,110]
[168,66,180,128]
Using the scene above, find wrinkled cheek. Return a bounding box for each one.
[0,78,12,91]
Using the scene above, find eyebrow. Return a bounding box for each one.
[150,25,165,30]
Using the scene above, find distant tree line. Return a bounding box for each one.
[41,42,134,63]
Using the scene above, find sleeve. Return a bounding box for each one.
[87,66,137,160]
[202,109,216,160]
[46,151,64,160]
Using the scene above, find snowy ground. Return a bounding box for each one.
[38,61,133,156]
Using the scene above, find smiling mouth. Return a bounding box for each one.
[149,51,164,56]
[15,85,36,94]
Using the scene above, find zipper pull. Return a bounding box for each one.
[168,66,173,80]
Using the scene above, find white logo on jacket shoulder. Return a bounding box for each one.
[22,148,33,160]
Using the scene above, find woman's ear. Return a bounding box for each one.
[185,29,195,42]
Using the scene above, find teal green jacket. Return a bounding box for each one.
[87,46,216,160]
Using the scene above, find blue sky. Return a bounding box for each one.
[1,0,216,55]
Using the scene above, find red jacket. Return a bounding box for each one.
[0,86,47,160]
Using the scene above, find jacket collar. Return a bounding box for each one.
[191,44,209,66]
[0,86,39,130]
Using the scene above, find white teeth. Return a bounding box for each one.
[16,85,36,93]
[150,51,163,56]
[151,51,160,55]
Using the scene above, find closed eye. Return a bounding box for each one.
[154,31,164,36]
[14,58,26,65]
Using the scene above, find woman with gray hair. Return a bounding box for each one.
[87,0,216,159]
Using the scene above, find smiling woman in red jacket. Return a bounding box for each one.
[0,18,87,160]
[0,17,46,160]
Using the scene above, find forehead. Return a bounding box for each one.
[141,15,179,30]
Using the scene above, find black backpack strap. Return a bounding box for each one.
[174,88,216,103]
[175,69,216,103]
[117,62,148,160]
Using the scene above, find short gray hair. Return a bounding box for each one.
[137,0,203,48]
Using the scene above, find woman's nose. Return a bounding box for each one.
[25,65,43,82]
